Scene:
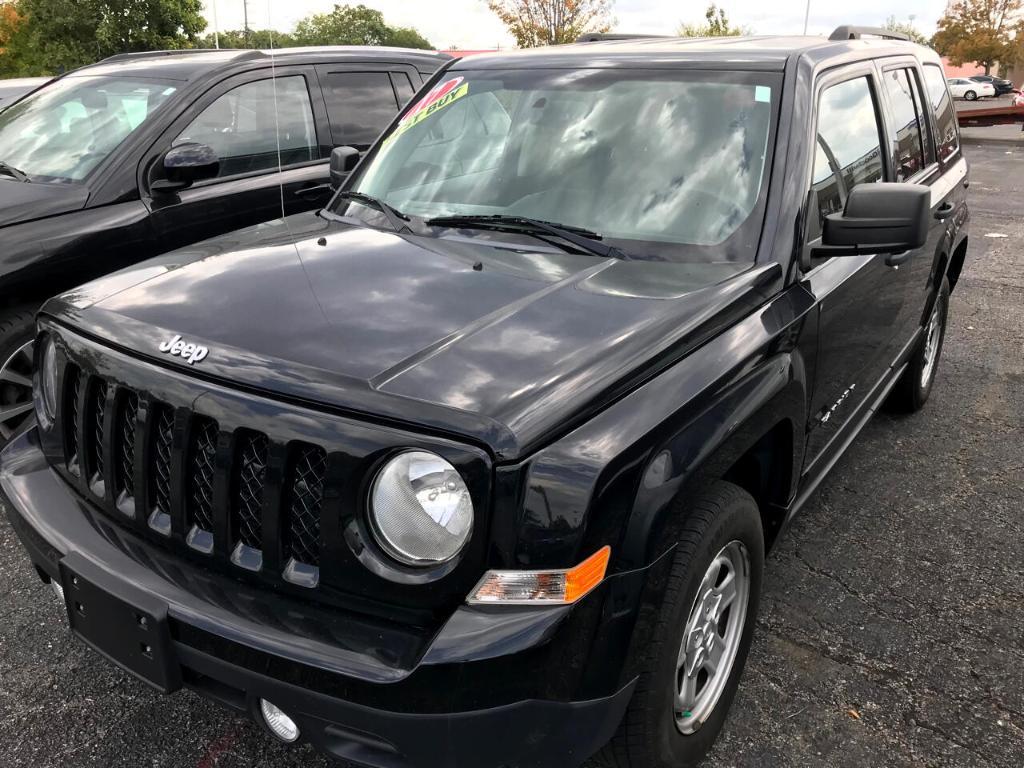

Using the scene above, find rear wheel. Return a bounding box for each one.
[888,277,950,413]
[0,307,38,445]
[964,89,978,101]
[594,482,764,768]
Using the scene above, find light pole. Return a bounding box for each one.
[803,0,811,35]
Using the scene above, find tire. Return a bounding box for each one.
[594,482,764,768]
[0,306,39,446]
[887,277,950,413]
[964,90,977,101]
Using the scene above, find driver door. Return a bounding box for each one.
[141,66,334,254]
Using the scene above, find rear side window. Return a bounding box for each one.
[319,71,401,149]
[175,76,318,178]
[809,76,885,238]
[923,64,960,162]
[882,68,925,180]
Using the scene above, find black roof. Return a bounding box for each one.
[67,46,451,82]
[454,35,937,72]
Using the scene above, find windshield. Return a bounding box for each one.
[0,75,178,182]
[341,68,781,262]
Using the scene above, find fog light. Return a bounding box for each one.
[259,699,299,743]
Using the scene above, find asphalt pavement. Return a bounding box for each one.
[1,143,1021,767]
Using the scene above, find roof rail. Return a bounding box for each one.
[829,26,910,42]
[98,49,248,64]
[575,33,674,43]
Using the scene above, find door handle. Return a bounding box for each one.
[934,202,955,221]
[294,183,332,198]
[885,250,912,268]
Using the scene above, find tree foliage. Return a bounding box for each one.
[679,4,748,37]
[293,3,432,49]
[0,0,205,76]
[198,28,296,50]
[931,0,1023,74]
[487,0,614,47]
[0,2,25,56]
[881,15,928,45]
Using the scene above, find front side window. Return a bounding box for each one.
[343,69,781,262]
[882,68,925,180]
[174,76,317,178]
[319,71,401,149]
[809,76,885,238]
[924,65,960,162]
[0,76,177,182]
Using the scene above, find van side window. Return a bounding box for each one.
[922,64,960,162]
[808,76,885,240]
[882,69,926,180]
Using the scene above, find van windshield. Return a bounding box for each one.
[342,68,781,262]
[0,75,178,182]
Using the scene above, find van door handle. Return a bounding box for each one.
[934,202,955,221]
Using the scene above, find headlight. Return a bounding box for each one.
[39,336,58,423]
[369,450,473,566]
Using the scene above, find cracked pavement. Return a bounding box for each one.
[1,143,1021,767]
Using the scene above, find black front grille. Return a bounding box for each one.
[285,444,327,567]
[63,366,82,476]
[234,432,268,550]
[187,417,218,534]
[85,380,108,492]
[59,371,335,590]
[149,404,175,526]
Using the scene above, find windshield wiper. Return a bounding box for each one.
[425,214,626,260]
[334,191,411,233]
[0,161,29,182]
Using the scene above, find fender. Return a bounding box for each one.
[494,278,818,574]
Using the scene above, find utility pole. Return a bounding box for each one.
[243,0,250,46]
[803,0,811,35]
[211,0,220,49]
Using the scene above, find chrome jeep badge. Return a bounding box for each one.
[158,334,209,365]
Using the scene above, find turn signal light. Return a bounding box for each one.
[467,546,611,605]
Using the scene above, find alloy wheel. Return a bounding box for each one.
[674,540,751,734]
[0,340,35,440]
[920,299,943,390]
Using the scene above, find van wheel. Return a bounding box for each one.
[964,89,977,101]
[0,307,38,445]
[594,482,764,768]
[888,277,950,413]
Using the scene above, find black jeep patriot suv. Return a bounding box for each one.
[3,28,969,768]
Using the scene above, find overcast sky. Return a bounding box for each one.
[210,0,947,50]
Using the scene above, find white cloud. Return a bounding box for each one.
[204,0,946,50]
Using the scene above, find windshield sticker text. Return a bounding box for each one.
[385,77,469,144]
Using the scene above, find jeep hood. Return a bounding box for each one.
[50,213,781,458]
[0,179,89,227]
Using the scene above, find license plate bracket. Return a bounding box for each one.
[59,552,181,693]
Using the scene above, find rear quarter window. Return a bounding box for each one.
[923,64,960,162]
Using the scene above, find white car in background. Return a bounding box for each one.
[0,77,50,111]
[947,77,995,101]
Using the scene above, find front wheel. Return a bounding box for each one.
[594,482,764,768]
[0,307,38,446]
[964,90,978,101]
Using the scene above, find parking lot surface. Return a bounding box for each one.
[1,142,1021,767]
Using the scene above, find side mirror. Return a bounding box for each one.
[821,182,930,255]
[151,142,219,194]
[330,146,360,190]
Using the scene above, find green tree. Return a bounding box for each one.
[679,4,748,37]
[932,0,1022,74]
[1,0,205,75]
[293,3,432,48]
[198,28,296,49]
[486,0,614,48]
[881,15,928,45]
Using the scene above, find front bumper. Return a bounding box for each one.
[2,428,647,768]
